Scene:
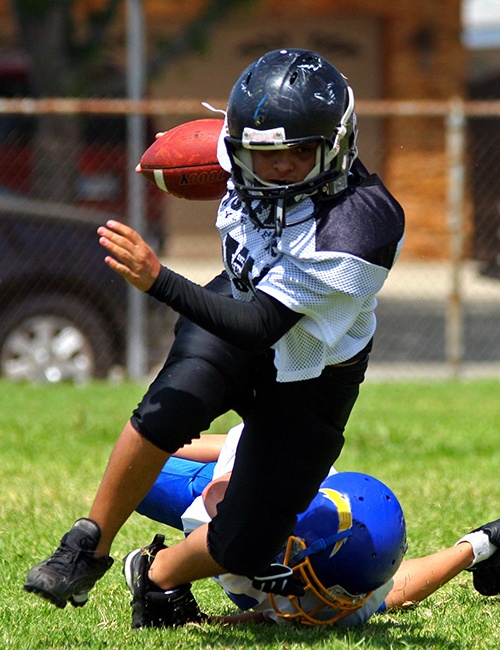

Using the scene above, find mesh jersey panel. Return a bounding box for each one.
[216,175,404,382]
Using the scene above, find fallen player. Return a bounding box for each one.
[127,424,500,628]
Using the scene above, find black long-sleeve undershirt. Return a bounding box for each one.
[147,266,302,354]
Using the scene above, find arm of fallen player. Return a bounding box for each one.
[173,434,227,463]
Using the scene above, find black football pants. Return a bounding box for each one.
[131,274,369,575]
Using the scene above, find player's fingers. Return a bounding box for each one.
[97,223,146,258]
[103,254,133,279]
[103,254,155,291]
[98,230,134,262]
[98,238,125,266]
[99,221,148,256]
[100,235,151,273]
[102,219,141,242]
[99,229,160,291]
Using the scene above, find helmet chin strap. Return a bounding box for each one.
[291,528,352,564]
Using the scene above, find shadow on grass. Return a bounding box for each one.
[163,615,467,650]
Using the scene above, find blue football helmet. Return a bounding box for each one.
[270,472,407,625]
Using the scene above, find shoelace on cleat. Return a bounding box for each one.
[45,541,94,569]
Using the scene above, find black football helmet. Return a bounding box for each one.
[224,48,358,233]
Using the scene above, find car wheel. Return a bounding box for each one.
[0,294,116,383]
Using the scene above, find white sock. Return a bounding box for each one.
[455,530,498,568]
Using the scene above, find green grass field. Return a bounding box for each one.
[1,378,499,649]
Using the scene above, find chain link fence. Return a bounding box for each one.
[0,98,498,383]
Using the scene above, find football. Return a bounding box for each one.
[139,118,231,201]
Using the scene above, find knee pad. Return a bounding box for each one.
[131,356,229,453]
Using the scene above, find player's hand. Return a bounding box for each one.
[98,220,162,292]
[251,563,305,597]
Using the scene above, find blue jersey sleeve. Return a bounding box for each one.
[136,457,216,530]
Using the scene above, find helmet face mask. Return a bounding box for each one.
[269,536,372,626]
[269,472,407,626]
[224,48,358,232]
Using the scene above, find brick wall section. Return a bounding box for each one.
[383,5,467,260]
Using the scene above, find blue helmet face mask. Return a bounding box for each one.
[224,48,358,236]
[269,472,407,626]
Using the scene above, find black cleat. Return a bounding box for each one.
[123,534,206,629]
[24,518,113,608]
[468,518,500,596]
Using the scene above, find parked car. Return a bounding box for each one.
[0,190,172,383]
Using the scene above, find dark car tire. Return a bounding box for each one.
[0,294,116,383]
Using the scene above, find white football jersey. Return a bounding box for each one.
[216,184,404,382]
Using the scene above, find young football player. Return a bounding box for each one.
[25,48,405,624]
